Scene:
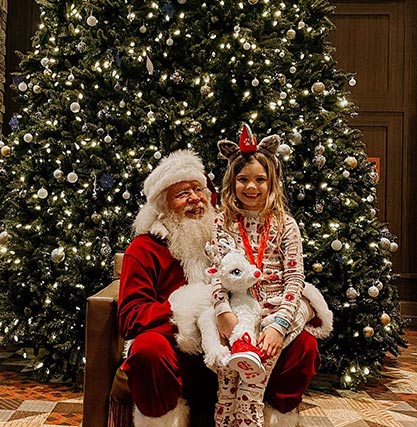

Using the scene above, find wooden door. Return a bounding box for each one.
[329,0,417,326]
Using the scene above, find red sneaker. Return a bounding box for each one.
[227,333,266,385]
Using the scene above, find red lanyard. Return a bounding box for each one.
[237,213,272,269]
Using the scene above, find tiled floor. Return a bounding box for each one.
[0,330,416,426]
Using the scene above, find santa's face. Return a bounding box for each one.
[166,180,209,219]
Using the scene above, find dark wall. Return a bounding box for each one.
[4,0,39,135]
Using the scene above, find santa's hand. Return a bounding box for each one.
[257,327,284,359]
[216,311,238,340]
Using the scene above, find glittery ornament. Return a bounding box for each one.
[91,212,102,224]
[375,280,383,290]
[77,41,87,52]
[33,84,42,94]
[96,127,105,136]
[101,237,112,257]
[277,74,286,84]
[190,120,202,133]
[200,85,211,96]
[51,247,65,263]
[1,145,12,157]
[380,313,391,325]
[171,71,184,84]
[363,326,374,337]
[314,203,324,213]
[312,154,326,169]
[0,230,11,244]
[344,156,358,169]
[311,82,325,95]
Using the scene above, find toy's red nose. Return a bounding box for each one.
[254,270,261,278]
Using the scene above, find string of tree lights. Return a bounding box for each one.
[0,0,405,386]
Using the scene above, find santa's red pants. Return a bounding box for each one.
[122,330,319,417]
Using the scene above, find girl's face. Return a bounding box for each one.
[235,159,269,211]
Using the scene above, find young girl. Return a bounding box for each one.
[210,124,333,427]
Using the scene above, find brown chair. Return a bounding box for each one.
[83,253,133,427]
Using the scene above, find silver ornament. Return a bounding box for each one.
[367,285,379,298]
[51,247,65,263]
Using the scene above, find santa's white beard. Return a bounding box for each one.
[163,206,215,284]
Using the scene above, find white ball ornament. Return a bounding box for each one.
[67,171,78,183]
[51,247,65,263]
[119,100,126,108]
[289,66,297,74]
[166,38,174,46]
[33,84,42,94]
[298,21,306,29]
[251,78,259,87]
[379,237,391,250]
[87,15,98,27]
[37,187,48,199]
[375,280,384,290]
[389,242,398,252]
[53,169,64,179]
[331,239,343,251]
[23,133,33,143]
[0,230,11,245]
[342,170,350,178]
[122,190,131,200]
[346,286,359,300]
[40,57,49,67]
[154,151,162,160]
[208,172,215,181]
[349,77,357,86]
[367,285,379,298]
[18,81,28,92]
[67,72,75,82]
[70,102,81,113]
[140,25,147,33]
[104,134,112,143]
[286,29,296,39]
[243,42,251,50]
[278,143,291,157]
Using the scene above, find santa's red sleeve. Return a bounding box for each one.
[117,234,186,340]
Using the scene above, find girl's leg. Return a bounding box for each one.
[265,330,320,414]
[215,365,240,427]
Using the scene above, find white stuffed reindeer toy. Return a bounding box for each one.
[169,241,265,382]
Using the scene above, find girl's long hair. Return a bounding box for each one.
[220,152,288,231]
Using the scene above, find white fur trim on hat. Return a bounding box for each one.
[143,149,206,206]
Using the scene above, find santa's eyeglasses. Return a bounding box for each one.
[174,186,207,200]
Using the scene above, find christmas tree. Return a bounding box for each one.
[0,0,405,386]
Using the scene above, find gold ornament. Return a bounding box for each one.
[312,263,323,273]
[91,212,102,224]
[311,81,325,95]
[1,145,12,157]
[363,326,374,337]
[380,313,391,325]
[344,156,358,169]
[248,0,258,4]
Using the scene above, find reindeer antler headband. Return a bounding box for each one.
[218,123,281,163]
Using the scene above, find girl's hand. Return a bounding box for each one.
[257,327,284,359]
[216,312,238,340]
